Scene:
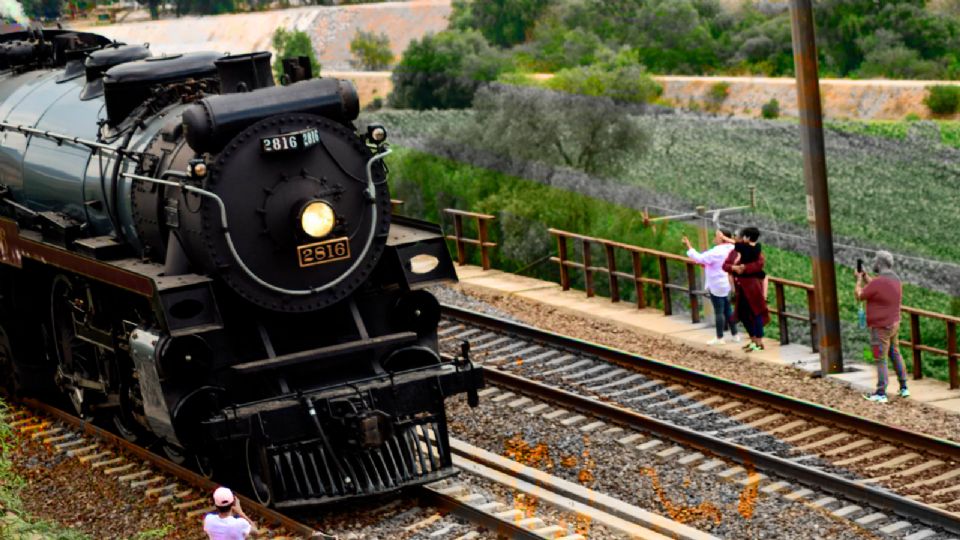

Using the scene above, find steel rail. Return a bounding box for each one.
[20,398,323,539]
[416,485,542,540]
[441,304,960,462]
[480,368,960,535]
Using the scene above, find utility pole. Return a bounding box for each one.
[789,0,843,374]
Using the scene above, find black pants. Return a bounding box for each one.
[708,292,737,339]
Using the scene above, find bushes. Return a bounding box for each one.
[760,98,780,119]
[546,62,663,105]
[350,30,393,70]
[271,28,321,82]
[705,81,730,111]
[450,0,552,48]
[462,84,651,176]
[389,30,511,110]
[924,85,960,115]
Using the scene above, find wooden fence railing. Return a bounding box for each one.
[443,209,496,270]
[900,307,960,389]
[441,210,958,389]
[550,229,819,354]
[550,229,702,323]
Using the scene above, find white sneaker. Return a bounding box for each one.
[732,335,742,343]
[707,338,725,346]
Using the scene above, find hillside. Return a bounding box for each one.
[69,0,451,71]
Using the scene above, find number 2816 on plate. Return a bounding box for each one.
[297,237,351,268]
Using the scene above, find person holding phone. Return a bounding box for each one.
[856,251,909,403]
[203,487,257,539]
[683,229,740,345]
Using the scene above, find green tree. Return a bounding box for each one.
[21,0,62,20]
[350,30,394,70]
[450,0,553,48]
[271,28,321,83]
[465,84,651,176]
[545,51,662,104]
[390,30,511,109]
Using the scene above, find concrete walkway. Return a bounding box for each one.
[454,264,960,415]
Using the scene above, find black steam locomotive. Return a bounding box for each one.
[0,28,481,508]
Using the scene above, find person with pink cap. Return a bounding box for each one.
[203,486,257,539]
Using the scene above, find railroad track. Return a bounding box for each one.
[420,434,717,540]
[5,395,707,539]
[3,398,322,539]
[440,304,960,537]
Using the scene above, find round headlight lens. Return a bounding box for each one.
[300,201,336,238]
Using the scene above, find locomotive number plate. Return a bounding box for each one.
[261,127,321,154]
[297,237,351,268]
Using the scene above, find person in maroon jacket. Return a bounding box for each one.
[722,227,770,352]
[856,250,909,403]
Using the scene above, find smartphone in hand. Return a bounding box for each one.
[856,258,864,274]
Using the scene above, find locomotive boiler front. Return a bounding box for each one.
[136,78,386,312]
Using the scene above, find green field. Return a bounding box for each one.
[386,147,957,381]
[372,109,960,264]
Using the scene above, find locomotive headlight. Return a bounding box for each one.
[300,200,336,238]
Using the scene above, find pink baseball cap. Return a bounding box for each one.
[213,487,235,506]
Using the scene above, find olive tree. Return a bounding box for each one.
[464,83,651,177]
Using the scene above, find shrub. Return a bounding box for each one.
[389,30,511,110]
[271,28,321,83]
[450,0,552,48]
[760,98,780,119]
[924,85,960,116]
[462,83,651,176]
[708,81,731,103]
[350,30,394,71]
[546,63,662,104]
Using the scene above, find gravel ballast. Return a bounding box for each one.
[445,283,960,444]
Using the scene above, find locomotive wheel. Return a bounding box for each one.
[163,444,215,479]
[245,439,273,506]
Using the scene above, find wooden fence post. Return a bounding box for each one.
[605,244,619,303]
[948,321,957,390]
[557,234,570,291]
[582,239,594,298]
[477,217,491,270]
[775,282,788,345]
[452,214,466,266]
[910,312,923,380]
[658,257,672,316]
[807,289,819,353]
[686,262,699,323]
[632,252,645,309]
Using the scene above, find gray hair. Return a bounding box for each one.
[874,250,894,272]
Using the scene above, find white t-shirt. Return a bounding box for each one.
[203,513,252,540]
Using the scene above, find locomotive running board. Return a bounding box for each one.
[230,332,418,374]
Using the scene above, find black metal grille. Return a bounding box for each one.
[270,419,454,508]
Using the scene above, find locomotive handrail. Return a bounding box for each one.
[0,120,130,156]
[121,147,393,297]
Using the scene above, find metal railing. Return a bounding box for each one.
[900,307,960,389]
[443,209,496,270]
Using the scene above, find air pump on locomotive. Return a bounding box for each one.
[0,28,482,508]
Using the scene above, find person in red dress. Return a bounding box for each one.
[722,227,769,352]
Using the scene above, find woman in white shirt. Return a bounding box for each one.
[683,229,740,345]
